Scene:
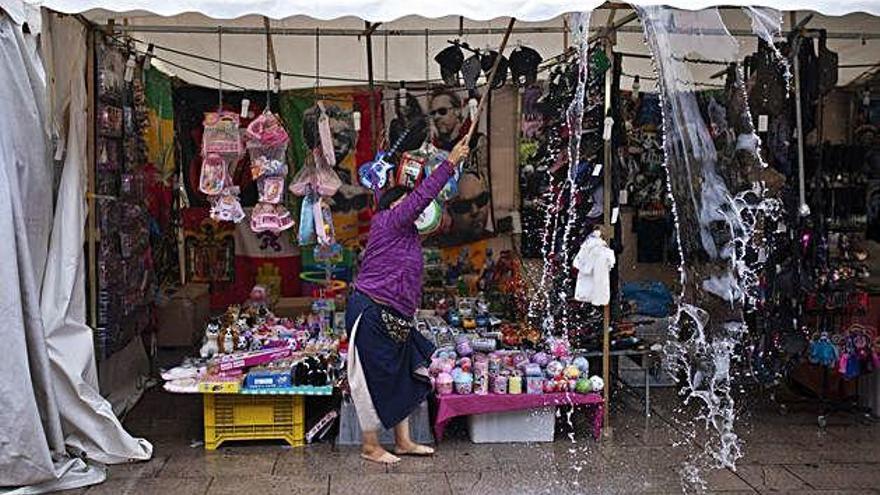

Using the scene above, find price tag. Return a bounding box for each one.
[619,189,628,205]
[240,98,251,118]
[611,207,619,225]
[592,164,602,177]
[758,115,769,132]
[603,116,614,141]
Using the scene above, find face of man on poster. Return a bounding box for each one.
[430,92,464,151]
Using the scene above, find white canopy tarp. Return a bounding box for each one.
[30,0,880,20]
[69,9,880,91]
[0,6,152,493]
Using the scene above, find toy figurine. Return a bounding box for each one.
[200,320,221,358]
[245,285,270,312]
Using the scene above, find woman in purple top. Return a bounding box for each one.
[345,140,469,464]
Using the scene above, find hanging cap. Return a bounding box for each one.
[461,54,482,91]
[435,45,464,87]
[509,46,543,87]
[479,50,509,89]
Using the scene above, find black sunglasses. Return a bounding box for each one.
[448,191,490,215]
[430,106,455,117]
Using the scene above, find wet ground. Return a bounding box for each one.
[54,383,880,495]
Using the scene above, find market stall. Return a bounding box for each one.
[4,0,880,492]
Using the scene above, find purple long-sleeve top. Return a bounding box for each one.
[353,161,455,317]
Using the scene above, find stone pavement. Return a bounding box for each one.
[53,385,880,495]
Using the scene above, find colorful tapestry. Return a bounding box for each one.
[144,67,175,182]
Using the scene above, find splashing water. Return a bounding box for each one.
[634,5,785,483]
[558,11,592,337]
[529,11,592,338]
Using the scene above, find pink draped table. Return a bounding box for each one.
[433,392,604,441]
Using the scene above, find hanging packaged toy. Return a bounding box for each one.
[314,149,342,197]
[200,153,228,195]
[210,187,245,223]
[313,196,336,246]
[316,102,336,167]
[202,111,243,156]
[298,194,317,245]
[258,175,285,204]
[246,111,293,232]
[396,149,427,189]
[290,157,318,197]
[422,144,460,201]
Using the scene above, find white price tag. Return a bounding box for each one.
[603,116,614,141]
[619,189,628,205]
[592,164,602,177]
[758,115,769,132]
[611,207,619,225]
[240,98,251,118]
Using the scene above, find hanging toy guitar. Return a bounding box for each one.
[358,129,411,190]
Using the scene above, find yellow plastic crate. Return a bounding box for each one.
[203,394,305,450]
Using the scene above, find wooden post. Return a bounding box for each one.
[87,28,97,329]
[601,29,615,440]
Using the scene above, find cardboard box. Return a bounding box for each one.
[156,284,210,347]
[468,407,556,443]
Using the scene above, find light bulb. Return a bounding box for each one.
[352,110,362,132]
[468,98,478,120]
[124,54,136,82]
[143,43,154,70]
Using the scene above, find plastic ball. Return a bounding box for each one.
[575,378,592,394]
[545,360,564,378]
[572,356,589,375]
[589,375,605,392]
[531,352,551,367]
[563,365,581,380]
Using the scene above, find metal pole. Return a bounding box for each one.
[109,23,878,39]
[87,28,97,329]
[365,21,378,154]
[791,12,807,214]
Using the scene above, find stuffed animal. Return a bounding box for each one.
[199,320,221,358]
[589,375,605,392]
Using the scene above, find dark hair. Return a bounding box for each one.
[377,185,412,211]
[430,89,463,110]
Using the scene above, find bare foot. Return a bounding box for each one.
[361,446,400,464]
[393,442,435,456]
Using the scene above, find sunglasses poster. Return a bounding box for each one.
[383,87,496,247]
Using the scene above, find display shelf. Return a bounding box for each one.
[240,385,334,396]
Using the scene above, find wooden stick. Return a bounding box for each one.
[263,17,278,75]
[463,17,516,144]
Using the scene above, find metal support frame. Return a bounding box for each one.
[108,23,880,41]
[791,13,808,214]
[87,28,97,329]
